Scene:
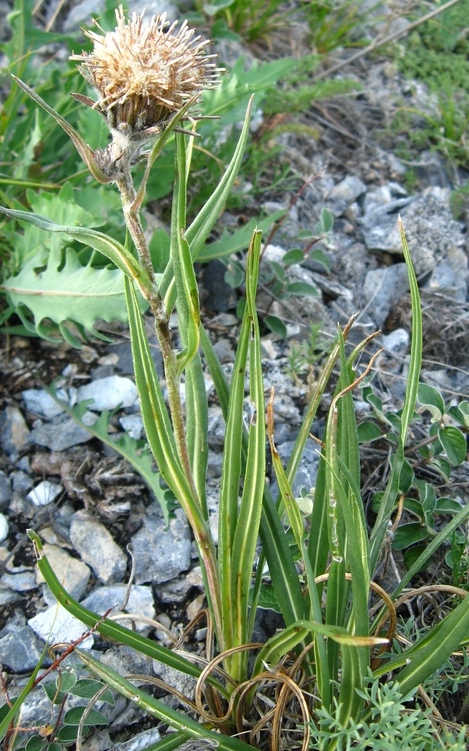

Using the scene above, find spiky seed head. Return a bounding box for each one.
[70,5,221,133]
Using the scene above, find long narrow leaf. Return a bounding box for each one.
[369,219,422,571]
[26,530,217,684]
[229,231,266,677]
[172,133,200,373]
[160,97,254,312]
[124,277,187,497]
[125,278,221,639]
[217,303,250,657]
[11,76,110,185]
[75,649,253,751]
[254,620,386,674]
[267,395,331,705]
[200,326,306,631]
[391,593,469,695]
[169,133,208,511]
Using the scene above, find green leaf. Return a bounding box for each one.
[0,205,150,284]
[27,530,211,685]
[225,260,245,288]
[370,220,423,571]
[56,727,79,743]
[403,498,423,518]
[393,593,469,696]
[46,743,62,751]
[57,670,77,693]
[392,501,469,599]
[283,249,304,266]
[399,459,414,493]
[63,706,109,726]
[435,497,463,514]
[308,248,331,273]
[0,249,127,344]
[285,281,318,297]
[403,544,428,572]
[417,382,445,420]
[220,231,266,680]
[25,737,47,751]
[256,584,281,611]
[320,207,334,233]
[356,421,381,443]
[42,681,64,705]
[430,456,451,481]
[392,522,428,550]
[269,260,285,283]
[264,315,287,338]
[438,426,467,465]
[149,227,170,274]
[71,679,114,704]
[211,19,241,41]
[297,228,314,240]
[204,0,235,14]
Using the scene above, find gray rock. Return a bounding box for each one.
[0,406,30,459]
[132,510,192,584]
[36,544,91,605]
[207,407,226,449]
[328,175,367,205]
[275,440,320,496]
[154,574,194,604]
[427,261,467,301]
[151,661,197,703]
[0,471,12,510]
[212,338,235,363]
[21,388,72,419]
[70,512,128,584]
[77,376,138,412]
[12,469,33,494]
[28,604,95,648]
[27,480,63,507]
[0,513,8,543]
[363,263,410,328]
[0,588,22,606]
[362,188,465,276]
[114,728,161,751]
[1,567,37,592]
[119,414,144,440]
[381,328,410,356]
[363,183,408,215]
[64,0,177,32]
[82,584,155,633]
[30,412,97,451]
[0,613,50,671]
[360,198,415,253]
[101,644,155,680]
[207,450,223,479]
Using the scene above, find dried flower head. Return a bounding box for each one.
[70,5,221,134]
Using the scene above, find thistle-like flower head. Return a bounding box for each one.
[70,5,221,134]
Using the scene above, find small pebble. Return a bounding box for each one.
[0,514,8,543]
[27,481,63,507]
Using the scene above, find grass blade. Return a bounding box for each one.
[369,219,422,572]
[75,650,253,751]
